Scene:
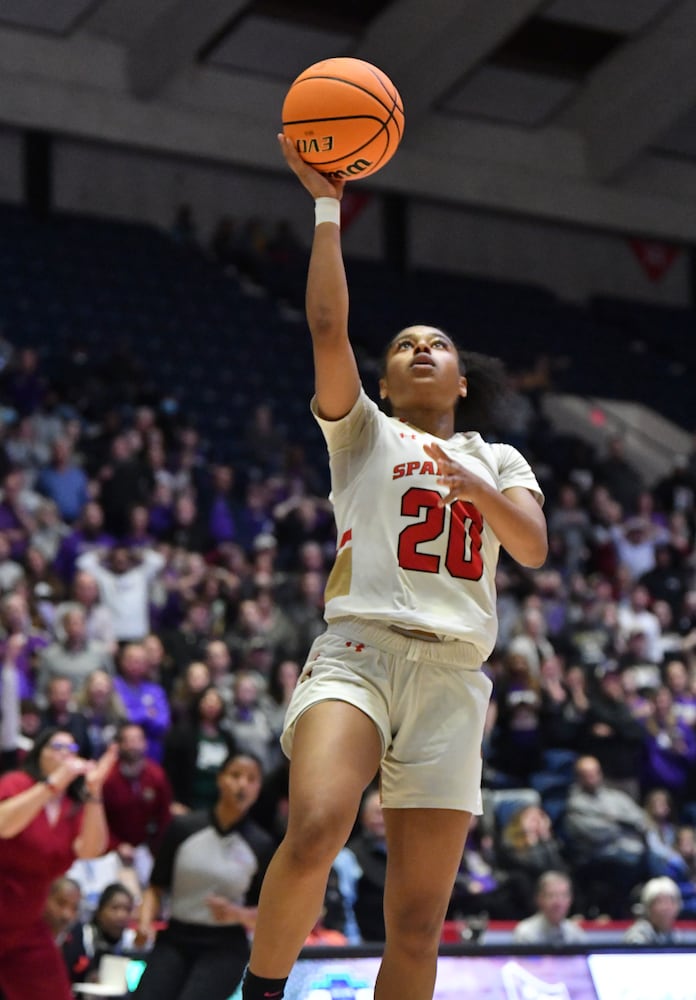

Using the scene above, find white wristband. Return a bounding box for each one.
[314,197,341,228]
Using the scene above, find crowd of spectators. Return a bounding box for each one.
[0,295,695,959]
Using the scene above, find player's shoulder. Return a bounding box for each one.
[484,439,532,469]
[354,388,388,427]
[486,438,522,457]
[311,385,364,413]
[311,386,384,428]
[451,431,507,463]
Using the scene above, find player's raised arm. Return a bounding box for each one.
[277,134,360,420]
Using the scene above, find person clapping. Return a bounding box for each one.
[0,727,117,1000]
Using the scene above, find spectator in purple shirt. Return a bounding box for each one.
[52,502,114,585]
[641,686,696,808]
[147,481,175,541]
[113,642,170,763]
[199,464,239,549]
[235,481,275,555]
[663,658,696,729]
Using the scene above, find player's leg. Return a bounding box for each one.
[375,807,472,1000]
[247,699,383,978]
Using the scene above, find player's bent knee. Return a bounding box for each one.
[284,811,352,868]
[386,904,448,956]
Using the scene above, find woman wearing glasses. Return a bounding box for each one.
[0,726,117,1000]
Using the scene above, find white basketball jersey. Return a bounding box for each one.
[313,390,543,660]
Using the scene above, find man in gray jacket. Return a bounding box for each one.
[563,755,650,916]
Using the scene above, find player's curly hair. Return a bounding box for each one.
[455,349,509,434]
[378,331,509,434]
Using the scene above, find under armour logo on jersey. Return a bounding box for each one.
[345,641,365,652]
[399,432,417,440]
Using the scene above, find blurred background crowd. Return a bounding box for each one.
[0,206,695,975]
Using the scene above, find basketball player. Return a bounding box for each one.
[241,135,548,1000]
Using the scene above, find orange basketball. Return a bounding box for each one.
[282,57,405,181]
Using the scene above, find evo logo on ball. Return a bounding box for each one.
[296,136,334,153]
[293,137,373,178]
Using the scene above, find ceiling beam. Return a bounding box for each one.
[1,62,695,242]
[558,0,696,179]
[126,0,249,99]
[0,25,695,241]
[356,0,547,129]
[80,0,177,46]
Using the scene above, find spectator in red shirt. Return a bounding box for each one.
[102,723,173,888]
[0,727,117,1000]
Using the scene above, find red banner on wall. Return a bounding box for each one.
[629,238,681,282]
[340,190,372,232]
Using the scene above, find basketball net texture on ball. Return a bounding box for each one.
[282,57,405,181]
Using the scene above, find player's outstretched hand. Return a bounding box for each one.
[277,133,345,201]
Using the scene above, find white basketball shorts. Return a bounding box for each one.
[281,618,493,813]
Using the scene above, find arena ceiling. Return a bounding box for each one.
[1,0,696,240]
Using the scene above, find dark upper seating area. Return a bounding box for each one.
[0,202,319,466]
[0,201,692,460]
